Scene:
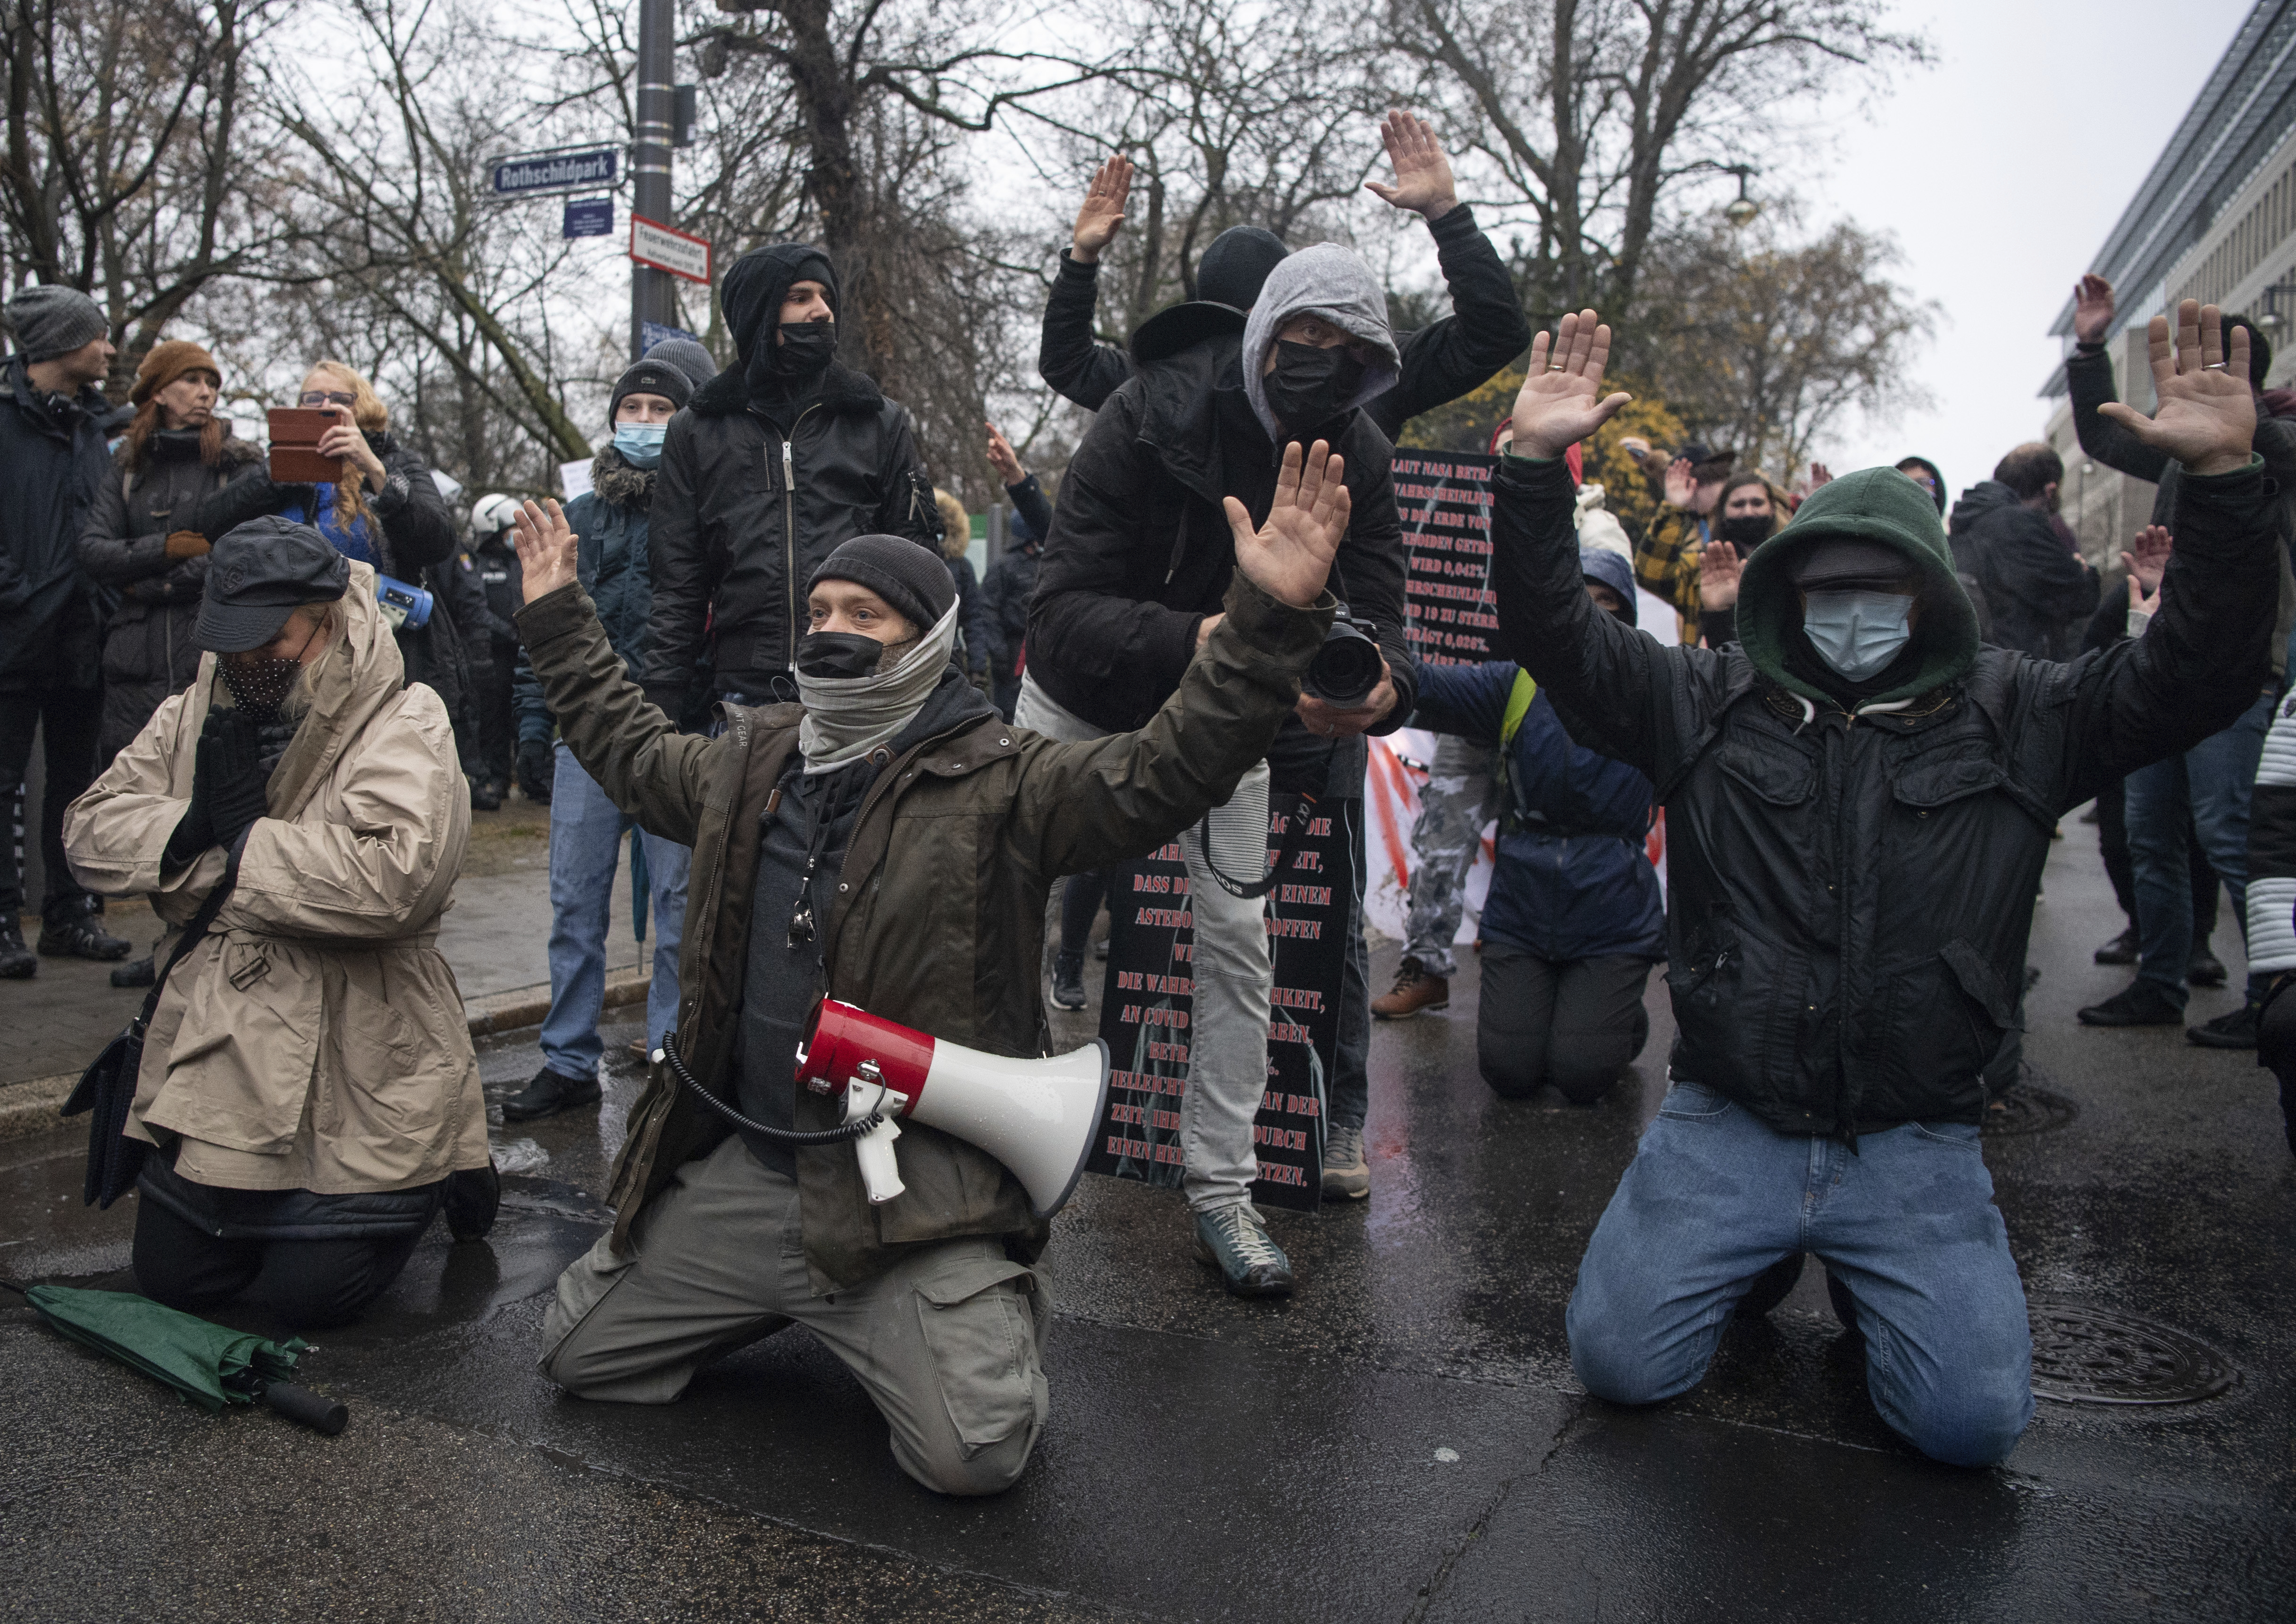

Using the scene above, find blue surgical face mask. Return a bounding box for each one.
[612,422,667,467]
[1801,589,1913,681]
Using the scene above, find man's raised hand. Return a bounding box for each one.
[1225,439,1349,609]
[2072,275,2116,346]
[2096,300,2256,476]
[511,498,579,605]
[985,421,1025,485]
[1071,155,1133,264]
[1509,311,1633,462]
[1365,110,1459,220]
[1698,541,1743,612]
[1662,457,1696,508]
[2120,523,2172,601]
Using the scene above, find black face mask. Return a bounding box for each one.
[774,320,838,377]
[219,656,302,724]
[1718,514,1772,549]
[1263,340,1367,433]
[795,630,884,680]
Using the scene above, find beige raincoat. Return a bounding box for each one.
[64,563,488,1195]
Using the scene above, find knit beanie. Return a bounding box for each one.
[130,339,221,405]
[5,284,107,362]
[808,534,955,634]
[1198,227,1290,311]
[608,356,692,420]
[645,337,721,391]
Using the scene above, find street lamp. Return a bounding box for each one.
[1721,167,1760,228]
[2256,276,2296,331]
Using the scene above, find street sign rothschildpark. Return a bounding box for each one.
[490,145,619,198]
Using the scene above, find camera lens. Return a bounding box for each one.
[1306,619,1382,707]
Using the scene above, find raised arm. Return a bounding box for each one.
[2064,274,2171,484]
[1366,113,1532,424]
[1039,156,1139,412]
[2060,302,2277,804]
[514,498,717,846]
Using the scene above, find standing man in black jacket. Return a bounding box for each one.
[641,245,939,720]
[1023,243,1415,1296]
[1948,444,2098,659]
[1494,303,2275,1468]
[0,285,132,977]
[981,422,1054,722]
[1040,112,1532,441]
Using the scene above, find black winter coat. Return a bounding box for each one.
[78,430,268,761]
[982,540,1039,676]
[0,359,112,692]
[1026,332,1416,738]
[1946,481,2098,659]
[2068,342,2296,684]
[1492,453,2279,1137]
[641,362,939,715]
[1038,204,1532,439]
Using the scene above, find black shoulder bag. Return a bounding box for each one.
[59,844,243,1210]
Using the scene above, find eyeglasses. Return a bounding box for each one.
[299,390,356,408]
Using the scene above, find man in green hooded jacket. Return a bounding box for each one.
[1488,303,2275,1467]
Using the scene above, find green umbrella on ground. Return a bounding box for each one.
[1,1278,349,1433]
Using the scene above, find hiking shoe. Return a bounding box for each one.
[109,954,156,989]
[0,922,33,980]
[1093,935,1109,961]
[1049,950,1088,1011]
[1321,1124,1368,1201]
[443,1158,501,1242]
[39,903,130,962]
[500,1065,601,1121]
[2188,1003,2259,1049]
[1372,956,1448,1019]
[2094,928,2139,966]
[2077,983,2185,1027]
[2187,948,2228,988]
[1193,1203,1294,1297]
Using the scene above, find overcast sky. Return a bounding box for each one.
[1820,0,2254,493]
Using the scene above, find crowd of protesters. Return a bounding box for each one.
[5,100,2294,1498]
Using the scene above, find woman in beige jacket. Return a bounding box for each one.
[65,517,490,1326]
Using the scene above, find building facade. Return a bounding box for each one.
[2043,0,2296,563]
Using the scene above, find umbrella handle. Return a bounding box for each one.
[260,1380,349,1435]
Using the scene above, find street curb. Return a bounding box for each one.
[0,968,650,1143]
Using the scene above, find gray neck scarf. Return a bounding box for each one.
[795,603,960,774]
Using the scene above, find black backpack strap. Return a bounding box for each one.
[135,834,248,1031]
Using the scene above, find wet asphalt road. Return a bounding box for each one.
[2,813,2291,1622]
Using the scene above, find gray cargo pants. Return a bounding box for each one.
[538,1135,1051,1497]
[1403,734,1500,979]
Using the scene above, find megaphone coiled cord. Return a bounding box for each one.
[659,1032,888,1144]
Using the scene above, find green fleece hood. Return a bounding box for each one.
[1737,466,1980,706]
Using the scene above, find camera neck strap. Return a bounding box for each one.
[1194,791,1316,901]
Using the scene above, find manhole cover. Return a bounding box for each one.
[1983,1087,2079,1136]
[2027,1301,2237,1405]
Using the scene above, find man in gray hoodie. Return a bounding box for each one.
[1022,244,1415,1296]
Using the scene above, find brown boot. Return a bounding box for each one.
[1372,956,1449,1019]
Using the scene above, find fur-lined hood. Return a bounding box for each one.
[589,442,656,511]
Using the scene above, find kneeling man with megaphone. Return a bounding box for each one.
[506,439,1350,1495]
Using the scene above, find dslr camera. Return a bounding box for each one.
[1304,605,1384,708]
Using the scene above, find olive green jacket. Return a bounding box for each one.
[515,570,1333,1291]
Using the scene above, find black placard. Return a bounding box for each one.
[1395,450,1500,665]
[1087,796,1355,1212]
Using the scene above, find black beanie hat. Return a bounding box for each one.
[608,357,691,421]
[1197,227,1289,312]
[721,243,839,362]
[807,534,955,634]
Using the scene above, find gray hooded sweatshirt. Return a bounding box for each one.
[1240,244,1403,442]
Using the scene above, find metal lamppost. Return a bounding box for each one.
[630,0,677,362]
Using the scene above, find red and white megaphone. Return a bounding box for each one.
[795,999,1112,1217]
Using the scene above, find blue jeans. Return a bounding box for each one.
[2126,691,2273,1005]
[1567,1082,2034,1467]
[541,744,692,1077]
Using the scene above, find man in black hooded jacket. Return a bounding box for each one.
[641,245,939,721]
[1041,114,1530,439]
[1496,302,2275,1468]
[1946,443,2097,660]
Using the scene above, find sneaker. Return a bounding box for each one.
[1092,935,1109,961]
[38,902,130,962]
[2187,949,2228,988]
[500,1065,602,1121]
[2077,983,2186,1027]
[469,779,503,812]
[1321,1125,1368,1201]
[0,921,32,980]
[1192,1203,1294,1297]
[2188,1003,2259,1049]
[109,954,156,989]
[2094,928,2139,966]
[1371,956,1449,1019]
[1049,950,1087,1011]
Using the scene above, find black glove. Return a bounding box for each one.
[164,710,269,867]
[516,737,554,805]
